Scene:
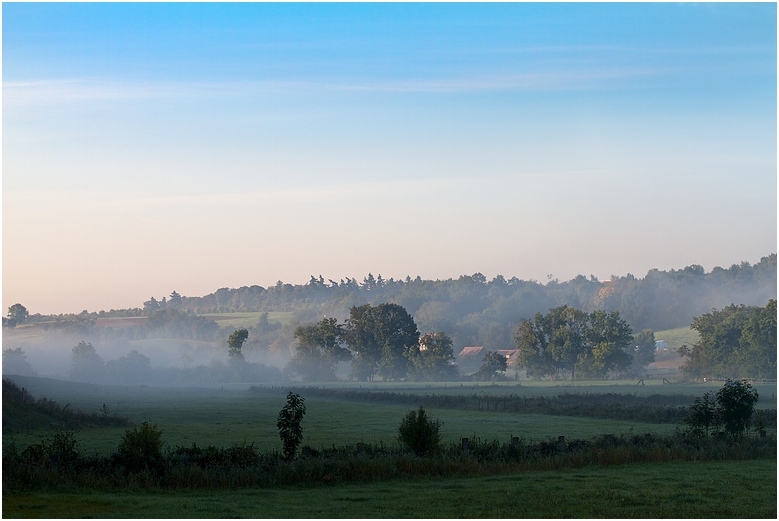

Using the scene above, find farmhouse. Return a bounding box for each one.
[458,346,519,366]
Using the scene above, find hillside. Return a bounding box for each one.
[2,378,129,433]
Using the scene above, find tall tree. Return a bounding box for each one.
[631,328,656,373]
[516,305,632,383]
[6,303,28,327]
[69,341,104,382]
[580,310,633,378]
[681,301,777,379]
[344,303,419,381]
[737,299,777,379]
[286,317,351,381]
[168,291,183,308]
[547,305,589,384]
[516,312,556,378]
[406,331,458,381]
[227,328,249,363]
[143,297,160,316]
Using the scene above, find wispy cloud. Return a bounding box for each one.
[3,176,475,211]
[3,65,667,107]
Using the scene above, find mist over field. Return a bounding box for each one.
[3,254,775,385]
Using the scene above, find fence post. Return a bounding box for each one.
[461,437,470,452]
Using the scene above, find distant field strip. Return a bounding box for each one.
[250,385,777,427]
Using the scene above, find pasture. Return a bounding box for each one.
[3,375,776,518]
[5,375,776,457]
[3,459,775,518]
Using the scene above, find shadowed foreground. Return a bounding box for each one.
[3,459,775,518]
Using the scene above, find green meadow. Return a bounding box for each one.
[3,375,776,518]
[6,376,776,456]
[3,459,775,518]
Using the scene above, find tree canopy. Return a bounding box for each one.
[516,306,634,383]
[344,303,420,381]
[679,300,776,379]
[286,317,351,381]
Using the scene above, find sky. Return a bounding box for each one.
[2,3,777,315]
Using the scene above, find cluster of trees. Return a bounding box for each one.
[6,255,773,380]
[679,300,776,380]
[515,306,641,383]
[686,379,761,439]
[139,255,774,337]
[285,303,457,382]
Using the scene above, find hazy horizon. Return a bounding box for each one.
[4,3,776,316]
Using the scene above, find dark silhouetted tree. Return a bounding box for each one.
[716,379,759,439]
[277,392,306,460]
[6,303,28,328]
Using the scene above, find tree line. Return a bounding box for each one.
[5,255,774,361]
[151,254,775,332]
[679,300,776,380]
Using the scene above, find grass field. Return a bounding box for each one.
[202,311,296,329]
[3,381,685,456]
[653,326,700,350]
[3,459,775,518]
[5,375,776,458]
[3,375,776,518]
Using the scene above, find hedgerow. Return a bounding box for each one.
[3,428,774,492]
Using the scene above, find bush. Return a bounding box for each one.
[116,421,164,472]
[397,406,442,456]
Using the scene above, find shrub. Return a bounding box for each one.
[116,421,164,472]
[397,406,442,456]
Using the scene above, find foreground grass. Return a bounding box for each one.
[4,459,775,518]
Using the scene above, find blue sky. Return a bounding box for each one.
[3,3,776,314]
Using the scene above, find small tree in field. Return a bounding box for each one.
[397,406,442,456]
[716,379,759,439]
[277,392,306,459]
[685,391,719,437]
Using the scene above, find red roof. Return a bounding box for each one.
[458,346,485,357]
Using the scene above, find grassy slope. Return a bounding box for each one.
[3,459,775,518]
[202,311,296,329]
[654,326,700,350]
